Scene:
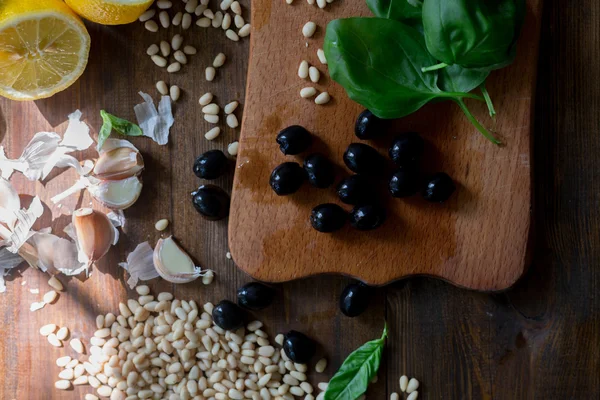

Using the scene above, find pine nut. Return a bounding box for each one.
[156,0,172,9]
[182,13,193,29]
[139,9,156,22]
[48,276,63,291]
[213,53,227,68]
[286,0,293,4]
[156,81,169,96]
[406,378,419,393]
[183,45,197,55]
[172,11,183,25]
[205,67,216,81]
[43,290,58,304]
[234,15,245,28]
[197,17,211,27]
[300,87,317,98]
[300,382,313,394]
[160,40,170,56]
[40,324,57,336]
[228,142,239,156]
[73,375,88,385]
[56,326,69,340]
[145,20,159,32]
[317,49,327,64]
[203,103,220,114]
[222,13,232,29]
[147,44,159,56]
[56,356,71,367]
[202,270,215,285]
[151,55,167,67]
[239,24,251,37]
[309,66,320,83]
[155,219,169,231]
[226,29,240,41]
[231,1,242,14]
[58,368,74,380]
[85,395,99,400]
[213,11,224,28]
[315,92,331,105]
[55,380,71,390]
[407,392,419,400]
[48,333,62,347]
[400,375,408,392]
[167,62,181,73]
[185,0,199,13]
[302,22,317,38]
[203,9,215,19]
[199,92,214,106]
[224,101,239,114]
[226,114,239,128]
[204,114,219,124]
[159,11,170,28]
[98,385,112,397]
[317,0,326,8]
[298,60,309,79]
[221,0,234,9]
[174,51,188,64]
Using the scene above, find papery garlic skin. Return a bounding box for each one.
[72,208,115,264]
[88,176,143,210]
[93,147,144,181]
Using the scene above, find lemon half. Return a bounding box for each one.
[65,0,154,25]
[0,0,91,101]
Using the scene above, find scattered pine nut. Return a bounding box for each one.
[239,24,251,37]
[206,66,216,81]
[73,375,88,386]
[183,45,197,55]
[203,103,220,114]
[213,53,227,68]
[407,392,419,400]
[56,356,71,367]
[40,324,57,336]
[151,55,167,67]
[315,92,331,105]
[391,393,400,400]
[307,0,315,4]
[224,101,239,114]
[156,81,169,96]
[144,20,159,32]
[228,141,239,156]
[136,285,150,296]
[226,114,239,128]
[174,50,188,64]
[169,85,181,101]
[146,44,159,56]
[172,11,183,26]
[300,87,317,98]
[317,48,328,64]
[204,114,220,124]
[222,13,232,30]
[315,358,327,373]
[213,11,224,28]
[286,0,294,4]
[202,270,215,285]
[195,4,208,15]
[226,29,240,41]
[160,40,170,57]
[203,9,215,19]
[317,0,326,8]
[204,127,221,141]
[221,0,234,10]
[48,333,62,347]
[303,22,317,38]
[167,62,181,73]
[399,376,408,392]
[309,66,320,83]
[56,326,69,341]
[95,315,104,329]
[406,378,419,393]
[159,11,170,28]
[171,34,183,50]
[155,219,169,231]
[156,0,172,9]
[138,9,156,22]
[197,17,211,27]
[48,276,64,291]
[185,0,199,13]
[182,13,193,29]
[97,386,112,397]
[58,368,74,380]
[70,338,84,354]
[199,92,214,105]
[55,380,71,390]
[234,15,245,28]
[298,60,309,79]
[231,1,242,14]
[43,290,58,304]
[84,394,99,400]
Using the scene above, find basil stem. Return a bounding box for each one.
[455,99,500,144]
[480,84,497,117]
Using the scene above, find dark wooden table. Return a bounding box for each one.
[0,0,598,398]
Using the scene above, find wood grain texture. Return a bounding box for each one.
[229,0,542,290]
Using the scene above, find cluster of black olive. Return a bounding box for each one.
[191,150,231,221]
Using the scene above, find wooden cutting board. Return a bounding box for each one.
[229,0,542,290]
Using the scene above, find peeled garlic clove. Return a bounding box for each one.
[72,208,115,264]
[93,147,144,181]
[88,176,143,210]
[153,236,198,284]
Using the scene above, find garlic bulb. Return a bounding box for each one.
[153,236,199,284]
[72,208,115,264]
[93,147,144,181]
[88,176,143,210]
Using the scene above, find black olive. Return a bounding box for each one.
[193,150,228,180]
[310,204,347,233]
[340,283,373,317]
[389,168,420,198]
[343,143,386,175]
[237,282,276,310]
[422,173,456,202]
[303,153,335,188]
[349,204,386,231]
[389,132,425,166]
[283,331,316,364]
[355,109,384,140]
[276,126,312,155]
[191,185,230,220]
[212,300,245,330]
[269,162,306,196]
[336,175,375,205]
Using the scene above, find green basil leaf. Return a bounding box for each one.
[438,64,490,94]
[366,0,421,23]
[324,324,388,400]
[97,110,113,151]
[324,18,441,119]
[101,110,143,137]
[422,0,526,69]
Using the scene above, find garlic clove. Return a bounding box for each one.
[153,236,198,284]
[93,147,144,181]
[88,176,143,210]
[72,208,115,264]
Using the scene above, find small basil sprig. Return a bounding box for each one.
[324,323,388,400]
[97,110,143,150]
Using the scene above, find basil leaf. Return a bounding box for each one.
[422,0,526,69]
[324,324,388,400]
[101,110,143,137]
[366,0,421,23]
[97,110,113,150]
[438,64,490,94]
[325,18,442,119]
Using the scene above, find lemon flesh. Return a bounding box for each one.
[0,0,90,101]
[65,0,154,25]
